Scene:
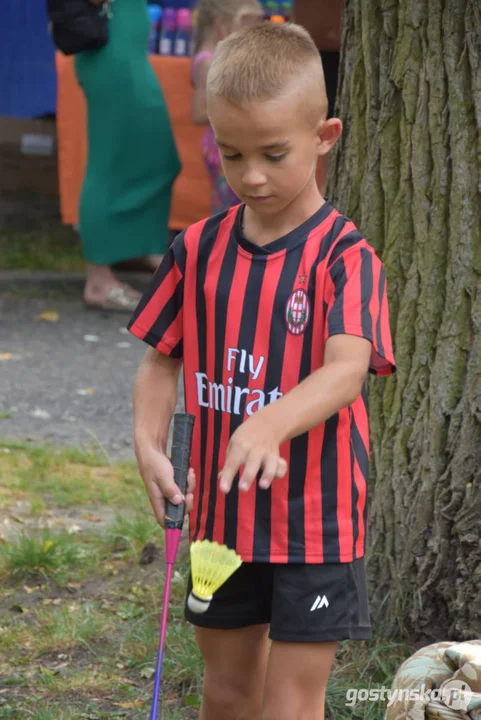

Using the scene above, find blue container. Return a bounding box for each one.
[147,5,162,54]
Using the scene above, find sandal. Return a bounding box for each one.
[84,285,141,313]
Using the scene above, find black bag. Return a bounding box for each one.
[47,0,110,56]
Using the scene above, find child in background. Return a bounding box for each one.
[191,0,264,214]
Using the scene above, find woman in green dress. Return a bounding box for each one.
[75,0,181,311]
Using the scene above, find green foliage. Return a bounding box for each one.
[0,529,94,581]
[105,512,163,558]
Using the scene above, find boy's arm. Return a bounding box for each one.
[133,348,194,526]
[219,334,372,494]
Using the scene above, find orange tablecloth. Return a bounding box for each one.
[56,54,211,231]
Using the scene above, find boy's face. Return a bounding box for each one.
[209,89,341,216]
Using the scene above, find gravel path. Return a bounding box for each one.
[0,292,184,458]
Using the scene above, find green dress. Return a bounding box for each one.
[75,0,181,264]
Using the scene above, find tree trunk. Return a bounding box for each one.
[329,0,481,642]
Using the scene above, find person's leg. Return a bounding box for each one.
[84,262,141,310]
[262,558,372,719]
[196,624,270,720]
[262,640,337,720]
[184,562,273,720]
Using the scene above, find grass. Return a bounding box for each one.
[326,640,411,719]
[0,440,144,511]
[0,228,83,273]
[105,512,164,560]
[0,528,94,582]
[0,439,413,718]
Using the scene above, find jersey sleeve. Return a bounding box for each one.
[324,244,396,376]
[127,230,186,358]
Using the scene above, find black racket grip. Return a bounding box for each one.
[164,413,195,530]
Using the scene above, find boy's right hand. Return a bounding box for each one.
[135,445,195,528]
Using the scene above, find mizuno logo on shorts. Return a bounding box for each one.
[310,595,329,611]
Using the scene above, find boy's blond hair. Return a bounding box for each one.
[207,22,326,110]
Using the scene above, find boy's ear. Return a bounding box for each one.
[316,118,343,157]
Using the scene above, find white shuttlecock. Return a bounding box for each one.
[187,540,242,614]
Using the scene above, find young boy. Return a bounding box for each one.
[129,22,395,720]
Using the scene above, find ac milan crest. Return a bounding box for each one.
[285,289,310,335]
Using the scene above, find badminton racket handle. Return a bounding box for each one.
[165,413,195,530]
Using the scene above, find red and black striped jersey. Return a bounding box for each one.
[128,202,396,563]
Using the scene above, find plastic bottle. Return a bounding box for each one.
[280,1,293,20]
[264,1,280,17]
[158,7,177,56]
[147,5,162,54]
[174,9,192,57]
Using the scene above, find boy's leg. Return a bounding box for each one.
[261,558,371,720]
[184,563,273,720]
[262,640,337,720]
[196,625,270,720]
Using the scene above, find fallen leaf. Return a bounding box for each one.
[52,598,62,605]
[43,598,53,605]
[35,310,59,323]
[140,667,156,679]
[0,353,12,361]
[116,663,125,669]
[75,387,95,396]
[113,701,144,709]
[42,539,54,553]
[11,515,25,525]
[23,586,35,594]
[82,513,102,523]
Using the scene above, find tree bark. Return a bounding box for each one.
[329,0,481,641]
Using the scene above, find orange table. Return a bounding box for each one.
[56,54,211,231]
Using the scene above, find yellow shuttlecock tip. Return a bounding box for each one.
[188,540,242,614]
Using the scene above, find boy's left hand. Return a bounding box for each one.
[219,415,287,494]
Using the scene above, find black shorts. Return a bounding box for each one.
[184,557,371,643]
